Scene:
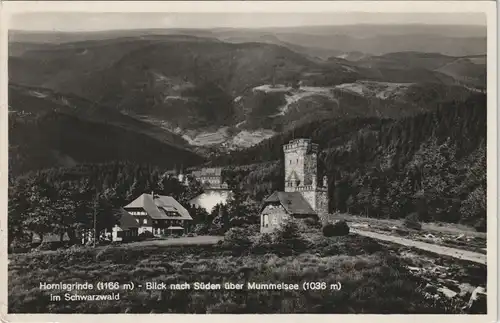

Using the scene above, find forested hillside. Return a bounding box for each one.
[8,160,263,246]
[212,94,487,228]
[8,29,488,235]
[8,162,206,244]
[8,85,202,176]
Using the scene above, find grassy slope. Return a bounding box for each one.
[7,234,478,314]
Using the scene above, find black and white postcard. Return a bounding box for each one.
[1,1,497,322]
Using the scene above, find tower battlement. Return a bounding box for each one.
[283,138,318,154]
[285,185,328,192]
[282,138,328,215]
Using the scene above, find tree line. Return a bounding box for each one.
[8,161,263,247]
[211,94,487,229]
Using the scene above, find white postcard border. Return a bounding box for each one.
[0,2,497,323]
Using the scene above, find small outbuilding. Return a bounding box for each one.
[112,208,140,242]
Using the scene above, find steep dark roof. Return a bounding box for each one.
[124,193,193,220]
[192,167,222,177]
[261,191,316,215]
[115,208,140,229]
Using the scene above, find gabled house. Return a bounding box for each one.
[260,191,318,233]
[123,192,193,236]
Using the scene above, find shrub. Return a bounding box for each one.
[273,220,301,241]
[243,224,260,234]
[474,218,486,232]
[322,220,350,237]
[250,233,274,254]
[35,241,65,251]
[193,224,209,235]
[403,213,422,231]
[220,227,253,250]
[139,230,154,240]
[303,217,322,229]
[208,227,226,236]
[272,220,310,253]
[9,240,33,254]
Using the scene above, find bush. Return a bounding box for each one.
[304,217,322,229]
[208,227,226,236]
[403,213,422,231]
[35,241,67,251]
[139,230,154,240]
[322,220,350,237]
[272,220,310,253]
[243,224,260,234]
[250,233,274,254]
[273,220,301,241]
[193,224,209,235]
[9,240,33,254]
[474,218,486,232]
[220,227,253,250]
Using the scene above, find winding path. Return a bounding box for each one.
[352,229,487,265]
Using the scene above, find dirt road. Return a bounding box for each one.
[126,235,223,247]
[352,229,487,265]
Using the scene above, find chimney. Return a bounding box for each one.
[323,176,328,188]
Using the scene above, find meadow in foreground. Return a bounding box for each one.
[8,229,471,314]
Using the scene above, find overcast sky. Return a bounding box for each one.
[10,12,486,31]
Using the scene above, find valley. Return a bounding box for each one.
[9,28,485,163]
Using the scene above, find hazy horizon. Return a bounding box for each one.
[10,12,487,32]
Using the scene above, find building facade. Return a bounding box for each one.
[123,193,193,237]
[111,208,140,242]
[260,138,329,233]
[191,167,228,189]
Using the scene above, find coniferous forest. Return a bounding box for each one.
[211,94,487,229]
[8,92,487,251]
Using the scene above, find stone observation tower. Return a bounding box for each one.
[283,138,329,216]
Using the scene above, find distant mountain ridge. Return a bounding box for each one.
[8,28,486,173]
[10,23,486,56]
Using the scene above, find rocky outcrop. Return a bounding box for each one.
[467,286,487,314]
[405,251,486,314]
